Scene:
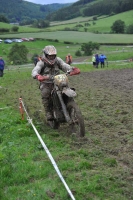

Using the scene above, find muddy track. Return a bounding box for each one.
[71,68,133,185]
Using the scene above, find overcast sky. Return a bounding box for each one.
[24,0,77,4]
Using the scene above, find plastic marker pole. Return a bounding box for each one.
[20,98,76,200]
[19,97,24,120]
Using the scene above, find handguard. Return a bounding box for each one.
[69,67,80,76]
[36,75,49,82]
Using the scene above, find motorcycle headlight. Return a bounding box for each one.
[54,74,68,88]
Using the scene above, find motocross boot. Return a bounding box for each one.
[43,101,53,121]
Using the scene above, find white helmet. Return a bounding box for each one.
[43,45,57,65]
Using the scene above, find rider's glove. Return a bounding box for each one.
[70,67,80,76]
[36,75,49,82]
[48,75,54,80]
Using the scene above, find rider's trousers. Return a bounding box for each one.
[39,82,54,113]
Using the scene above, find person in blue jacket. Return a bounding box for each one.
[0,56,5,77]
[99,54,107,68]
[95,54,99,68]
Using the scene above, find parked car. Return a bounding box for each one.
[12,39,23,43]
[4,39,13,44]
[12,39,17,42]
[29,37,35,41]
[18,39,23,42]
[21,38,29,41]
[0,39,3,42]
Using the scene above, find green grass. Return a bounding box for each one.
[1,31,133,44]
[0,22,41,33]
[82,10,133,33]
[50,16,98,26]
[74,61,133,72]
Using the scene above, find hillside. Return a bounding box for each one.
[0,0,71,23]
[1,0,133,24]
[1,0,133,25]
[46,0,133,21]
[46,10,133,33]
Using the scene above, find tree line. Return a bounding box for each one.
[46,0,133,21]
[1,0,133,25]
[0,0,70,24]
[82,0,133,17]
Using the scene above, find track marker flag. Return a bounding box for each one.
[19,97,24,120]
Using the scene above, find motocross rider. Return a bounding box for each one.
[31,45,80,121]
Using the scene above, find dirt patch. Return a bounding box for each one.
[17,68,133,178]
[70,68,133,197]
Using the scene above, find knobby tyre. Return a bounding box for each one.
[67,101,85,137]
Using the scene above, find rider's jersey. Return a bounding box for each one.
[31,56,73,83]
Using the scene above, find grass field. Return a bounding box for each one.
[1,39,133,66]
[1,60,133,199]
[47,10,133,33]
[0,22,41,33]
[1,31,133,45]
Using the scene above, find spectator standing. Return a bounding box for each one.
[0,56,5,77]
[95,54,99,68]
[34,55,42,66]
[99,54,107,68]
[92,54,96,67]
[66,53,72,65]
[34,55,38,66]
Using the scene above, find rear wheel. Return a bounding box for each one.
[67,101,85,137]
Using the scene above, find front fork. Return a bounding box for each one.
[56,90,71,123]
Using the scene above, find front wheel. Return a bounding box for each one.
[67,101,85,137]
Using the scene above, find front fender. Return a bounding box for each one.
[62,87,77,97]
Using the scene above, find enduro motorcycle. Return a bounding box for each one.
[48,72,85,137]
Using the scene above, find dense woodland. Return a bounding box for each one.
[46,0,133,21]
[0,0,70,23]
[0,0,133,23]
